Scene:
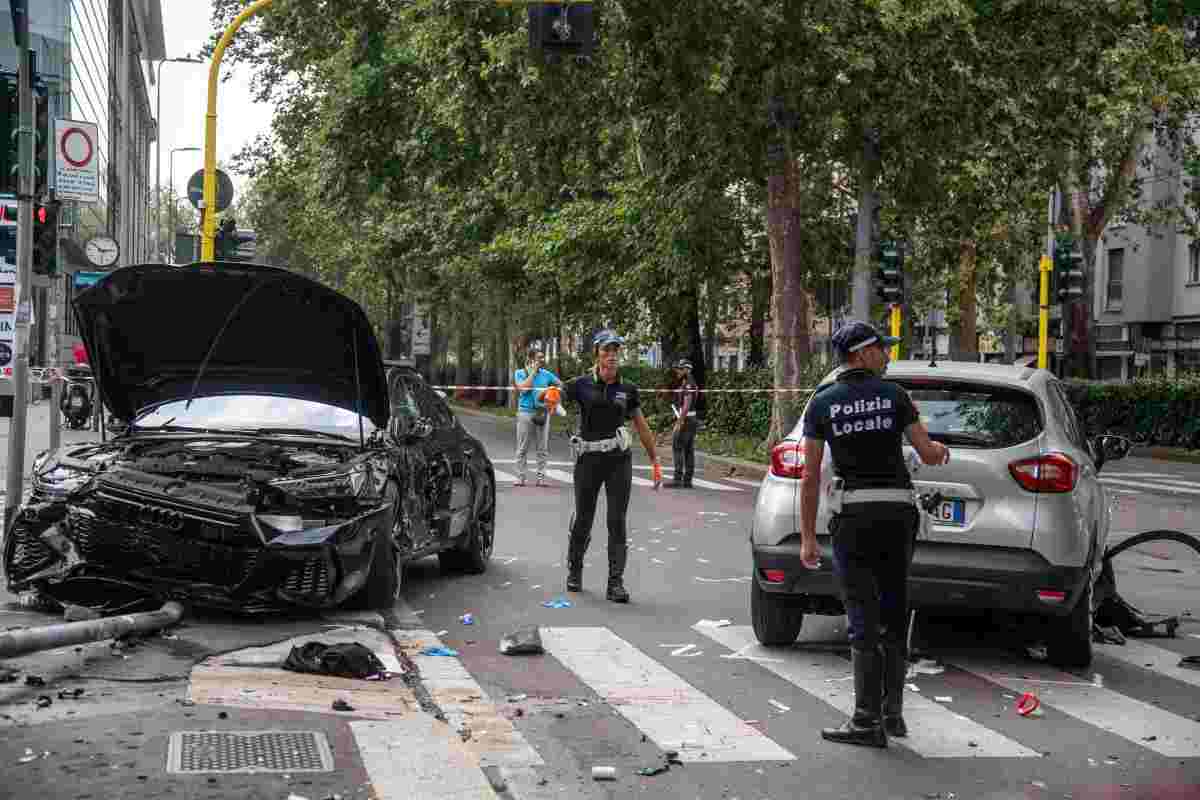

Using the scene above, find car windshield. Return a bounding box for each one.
[891,380,1043,448]
[132,395,379,438]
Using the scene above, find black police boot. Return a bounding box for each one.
[606,536,630,603]
[566,526,589,592]
[881,641,908,737]
[821,647,887,748]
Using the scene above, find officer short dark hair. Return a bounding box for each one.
[832,320,900,362]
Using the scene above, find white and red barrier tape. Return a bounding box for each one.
[429,385,816,394]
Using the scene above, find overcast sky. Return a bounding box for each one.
[156,1,275,205]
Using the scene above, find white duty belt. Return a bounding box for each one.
[842,488,915,505]
[572,427,631,455]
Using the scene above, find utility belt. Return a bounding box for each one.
[570,427,631,458]
[826,476,915,515]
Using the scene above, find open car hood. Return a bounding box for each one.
[72,262,390,428]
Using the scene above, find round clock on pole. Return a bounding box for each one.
[84,235,120,269]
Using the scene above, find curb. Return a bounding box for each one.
[1130,446,1200,465]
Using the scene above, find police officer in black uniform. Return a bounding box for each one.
[562,330,662,602]
[799,321,949,748]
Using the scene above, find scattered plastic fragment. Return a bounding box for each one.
[1026,645,1048,661]
[500,625,545,655]
[638,764,669,776]
[907,659,944,677]
[695,619,732,628]
[62,604,101,622]
[1031,781,1047,789]
[1180,655,1200,670]
[331,699,354,712]
[419,647,459,657]
[905,683,921,692]
[669,644,702,657]
[696,558,710,564]
[542,597,573,609]
[1093,673,1104,687]
[664,750,683,765]
[24,675,45,687]
[768,699,790,712]
[507,694,528,702]
[1016,692,1043,717]
[592,766,616,781]
[56,688,84,700]
[460,613,475,625]
[34,696,52,709]
[934,696,953,703]
[436,630,448,636]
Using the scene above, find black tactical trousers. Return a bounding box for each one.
[830,502,920,653]
[671,417,698,483]
[568,451,633,578]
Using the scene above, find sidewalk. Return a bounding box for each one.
[0,398,100,500]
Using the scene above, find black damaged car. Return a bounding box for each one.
[3,262,496,614]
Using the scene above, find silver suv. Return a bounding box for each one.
[749,361,1131,668]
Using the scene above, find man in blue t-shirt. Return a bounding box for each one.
[513,348,563,486]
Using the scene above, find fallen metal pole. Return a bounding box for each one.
[0,601,185,659]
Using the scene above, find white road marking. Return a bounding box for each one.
[351,718,497,800]
[695,626,1040,759]
[541,626,794,762]
[688,477,741,491]
[493,469,518,483]
[725,477,764,488]
[954,655,1200,758]
[1096,639,1200,691]
[1100,478,1200,496]
[542,468,575,485]
[493,459,573,467]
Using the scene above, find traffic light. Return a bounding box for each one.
[528,2,594,61]
[215,217,236,259]
[1055,238,1084,301]
[32,200,60,276]
[875,239,904,304]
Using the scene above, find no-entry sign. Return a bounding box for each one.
[54,118,99,203]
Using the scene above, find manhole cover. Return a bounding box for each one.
[167,730,334,774]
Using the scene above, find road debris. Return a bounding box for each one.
[331,699,355,712]
[695,619,732,628]
[542,597,573,609]
[768,699,790,712]
[905,683,921,692]
[56,688,85,700]
[592,766,617,781]
[435,630,448,636]
[1180,655,1200,670]
[17,748,49,764]
[62,604,101,622]
[934,696,953,703]
[907,659,944,677]
[507,694,529,702]
[419,646,459,657]
[282,642,387,680]
[24,675,45,687]
[1016,692,1043,718]
[499,625,545,655]
[638,763,670,776]
[35,695,52,709]
[459,613,475,625]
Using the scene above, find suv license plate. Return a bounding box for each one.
[935,499,966,525]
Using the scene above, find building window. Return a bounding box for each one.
[1098,357,1124,381]
[1106,249,1124,310]
[1191,242,1200,284]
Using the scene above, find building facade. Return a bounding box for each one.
[0,0,163,373]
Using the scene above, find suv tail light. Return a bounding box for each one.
[1009,453,1077,493]
[770,442,805,479]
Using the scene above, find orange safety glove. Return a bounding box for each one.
[652,462,662,488]
[543,386,561,413]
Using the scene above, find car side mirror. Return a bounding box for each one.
[1094,434,1131,469]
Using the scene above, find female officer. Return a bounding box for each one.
[666,358,699,489]
[562,329,662,602]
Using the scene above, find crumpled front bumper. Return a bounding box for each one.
[4,498,392,614]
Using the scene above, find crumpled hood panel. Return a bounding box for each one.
[72,262,389,427]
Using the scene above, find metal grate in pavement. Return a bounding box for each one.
[166,730,334,774]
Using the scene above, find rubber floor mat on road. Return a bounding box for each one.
[166,730,334,774]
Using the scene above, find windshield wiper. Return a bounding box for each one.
[131,418,221,434]
[235,427,357,442]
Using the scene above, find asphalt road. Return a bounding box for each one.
[1,408,1199,799]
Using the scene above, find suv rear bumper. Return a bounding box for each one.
[752,535,1087,617]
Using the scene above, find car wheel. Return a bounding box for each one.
[349,481,403,610]
[1047,577,1094,669]
[439,474,494,575]
[751,577,804,646]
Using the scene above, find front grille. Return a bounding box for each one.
[5,515,56,582]
[280,555,333,597]
[166,731,334,774]
[69,500,259,588]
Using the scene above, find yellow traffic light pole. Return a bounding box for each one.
[890,304,901,360]
[201,0,275,261]
[1037,254,1051,369]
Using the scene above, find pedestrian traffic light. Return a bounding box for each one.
[1055,239,1085,301]
[32,200,60,276]
[215,217,236,260]
[528,2,594,60]
[875,239,904,304]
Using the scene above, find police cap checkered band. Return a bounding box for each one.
[593,329,625,348]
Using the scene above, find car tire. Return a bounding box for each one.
[439,473,494,575]
[1047,577,1094,669]
[349,482,403,610]
[751,577,804,646]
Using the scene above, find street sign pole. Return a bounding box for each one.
[5,48,35,529]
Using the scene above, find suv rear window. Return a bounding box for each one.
[889,380,1043,448]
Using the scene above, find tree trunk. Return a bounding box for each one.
[1005,276,1019,364]
[955,239,979,361]
[748,264,770,368]
[454,311,474,396]
[851,130,880,321]
[767,155,811,446]
[704,282,718,369]
[687,294,705,388]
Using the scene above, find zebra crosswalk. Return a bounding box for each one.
[1101,471,1200,499]
[396,622,1200,774]
[492,459,751,492]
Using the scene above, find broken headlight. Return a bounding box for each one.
[269,464,378,501]
[32,460,93,499]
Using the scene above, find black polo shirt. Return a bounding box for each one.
[564,372,641,442]
[801,368,919,491]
